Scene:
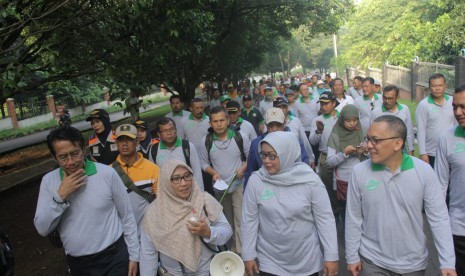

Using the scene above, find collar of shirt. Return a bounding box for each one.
[381,103,403,112]
[213,129,234,140]
[363,93,379,101]
[159,137,182,149]
[427,94,450,106]
[371,153,414,172]
[300,95,314,103]
[172,110,184,116]
[322,110,340,119]
[454,126,465,137]
[188,113,207,120]
[59,158,97,181]
[116,152,145,169]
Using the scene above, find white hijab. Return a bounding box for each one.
[255,131,316,186]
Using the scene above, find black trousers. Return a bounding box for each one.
[428,155,436,168]
[454,235,465,275]
[66,235,129,276]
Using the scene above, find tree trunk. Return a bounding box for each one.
[287,50,291,77]
[279,53,285,76]
[0,98,6,119]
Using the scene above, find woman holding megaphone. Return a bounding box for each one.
[242,132,339,276]
[139,159,232,275]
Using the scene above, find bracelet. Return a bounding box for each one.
[53,196,69,205]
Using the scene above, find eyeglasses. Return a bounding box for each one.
[259,151,278,161]
[170,173,193,184]
[159,127,176,134]
[364,136,399,145]
[56,150,83,163]
[382,96,396,102]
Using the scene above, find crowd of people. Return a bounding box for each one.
[33,72,465,276]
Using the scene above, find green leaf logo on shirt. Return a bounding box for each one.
[454,142,465,153]
[430,107,438,113]
[365,179,381,191]
[260,189,275,200]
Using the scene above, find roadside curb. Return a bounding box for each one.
[0,158,56,193]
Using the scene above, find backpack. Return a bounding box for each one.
[151,139,191,168]
[0,227,14,276]
[205,127,246,166]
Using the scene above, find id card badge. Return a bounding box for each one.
[92,146,100,156]
[110,144,118,151]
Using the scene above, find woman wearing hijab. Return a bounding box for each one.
[140,159,232,276]
[134,120,156,159]
[326,104,368,224]
[86,109,119,165]
[242,131,339,276]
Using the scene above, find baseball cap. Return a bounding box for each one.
[265,108,285,124]
[264,86,273,91]
[316,80,325,85]
[219,94,231,103]
[318,91,338,104]
[115,124,138,139]
[133,120,149,129]
[227,83,234,88]
[226,100,240,112]
[273,97,288,107]
[85,109,109,122]
[374,79,381,86]
[242,94,252,101]
[285,89,294,96]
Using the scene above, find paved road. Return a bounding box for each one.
[0,100,169,154]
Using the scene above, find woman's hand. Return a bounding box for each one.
[186,218,211,239]
[343,145,357,155]
[244,260,259,276]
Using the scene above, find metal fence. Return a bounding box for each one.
[346,58,461,100]
[17,99,49,120]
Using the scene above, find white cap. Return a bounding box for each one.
[265,108,285,125]
[317,80,325,85]
[115,124,138,139]
[374,79,381,86]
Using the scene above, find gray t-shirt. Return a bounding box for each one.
[346,155,455,273]
[294,96,320,131]
[309,113,339,154]
[181,113,210,152]
[372,103,415,152]
[435,126,465,236]
[199,129,250,193]
[242,171,338,275]
[353,94,383,135]
[415,95,455,156]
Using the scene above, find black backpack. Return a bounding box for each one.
[204,127,246,166]
[0,227,14,276]
[151,139,191,168]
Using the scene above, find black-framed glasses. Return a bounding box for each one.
[170,172,193,184]
[259,151,278,161]
[56,150,83,163]
[364,136,399,145]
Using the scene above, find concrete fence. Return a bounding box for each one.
[346,56,465,102]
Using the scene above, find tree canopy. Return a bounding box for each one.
[337,0,465,68]
[0,0,352,110]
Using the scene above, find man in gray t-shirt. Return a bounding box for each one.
[346,115,456,276]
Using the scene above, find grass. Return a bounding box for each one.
[0,94,170,140]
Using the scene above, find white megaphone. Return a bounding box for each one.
[210,251,245,276]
